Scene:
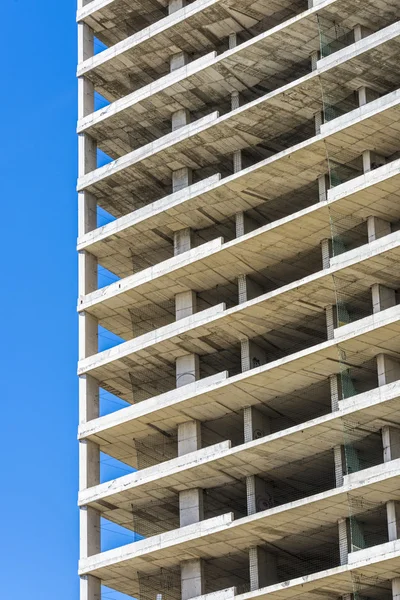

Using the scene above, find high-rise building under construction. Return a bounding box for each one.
[77,2,400,600]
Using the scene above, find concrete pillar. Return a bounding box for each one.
[392,578,400,600]
[358,86,380,107]
[318,174,330,202]
[170,51,190,72]
[176,354,199,388]
[174,227,193,255]
[326,306,338,340]
[382,426,400,462]
[168,0,186,14]
[371,284,396,314]
[181,559,204,600]
[80,576,101,600]
[387,501,400,541]
[321,238,332,269]
[172,108,191,131]
[236,212,259,238]
[377,354,400,386]
[78,23,101,593]
[354,24,372,43]
[314,111,323,135]
[180,488,204,526]
[247,475,274,515]
[338,517,351,565]
[334,445,346,486]
[330,374,341,412]
[249,546,278,591]
[178,420,204,524]
[176,290,197,320]
[172,166,193,193]
[238,274,263,304]
[310,50,319,71]
[367,216,391,242]
[243,406,271,442]
[241,338,267,372]
[178,420,201,455]
[363,150,386,174]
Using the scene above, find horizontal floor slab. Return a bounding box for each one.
[79,383,400,521]
[77,69,400,215]
[79,462,400,595]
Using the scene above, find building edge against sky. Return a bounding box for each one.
[77,1,400,600]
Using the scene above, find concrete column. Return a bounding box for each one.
[363,150,386,174]
[392,578,400,600]
[249,546,278,591]
[338,517,351,565]
[358,86,380,107]
[326,306,338,340]
[330,374,341,412]
[236,212,259,238]
[314,111,323,135]
[176,353,199,387]
[371,284,396,314]
[176,290,197,320]
[178,420,201,455]
[80,576,101,600]
[238,274,263,304]
[241,338,267,372]
[354,24,372,43]
[243,406,271,442]
[382,426,400,462]
[170,51,190,72]
[387,500,400,541]
[310,50,319,71]
[172,108,191,131]
[172,166,193,193]
[181,559,204,600]
[334,445,346,486]
[321,238,332,269]
[168,0,186,14]
[318,174,330,202]
[174,227,193,255]
[247,475,274,515]
[180,488,204,526]
[367,216,391,242]
[377,354,400,386]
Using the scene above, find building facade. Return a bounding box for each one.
[77,2,400,600]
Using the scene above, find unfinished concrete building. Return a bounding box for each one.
[77,1,400,600]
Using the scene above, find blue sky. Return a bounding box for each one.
[0,1,84,597]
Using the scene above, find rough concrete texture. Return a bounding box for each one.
[77,1,400,599]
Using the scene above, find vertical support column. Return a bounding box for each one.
[334,445,346,486]
[247,475,274,515]
[229,32,243,175]
[393,578,400,600]
[363,150,386,174]
[78,18,101,600]
[382,426,400,462]
[338,517,351,565]
[387,501,400,541]
[310,50,319,71]
[314,111,323,135]
[241,338,267,372]
[168,0,186,13]
[353,24,373,43]
[318,174,330,202]
[326,306,338,340]
[358,86,380,107]
[236,212,259,238]
[244,406,271,443]
[321,238,332,269]
[377,354,400,386]
[330,374,341,412]
[174,227,193,255]
[170,49,192,195]
[238,274,263,304]
[181,560,205,600]
[367,216,391,243]
[371,284,396,314]
[249,546,278,591]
